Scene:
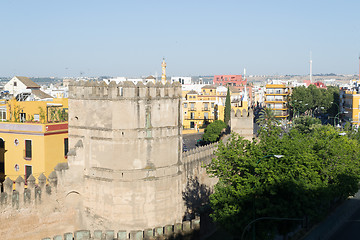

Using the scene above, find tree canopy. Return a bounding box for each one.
[202,120,227,143]
[206,123,360,238]
[293,115,321,134]
[290,85,339,118]
[256,107,279,128]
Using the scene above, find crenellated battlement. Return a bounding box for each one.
[0,163,69,212]
[230,108,254,140]
[68,80,182,100]
[182,142,218,165]
[0,77,222,240]
[231,108,253,118]
[41,218,200,240]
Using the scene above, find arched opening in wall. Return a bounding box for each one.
[65,190,82,208]
[0,138,5,187]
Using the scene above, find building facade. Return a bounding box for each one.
[182,85,249,129]
[0,98,68,182]
[213,75,246,87]
[340,88,360,126]
[264,83,290,119]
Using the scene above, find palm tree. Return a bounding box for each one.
[256,108,279,127]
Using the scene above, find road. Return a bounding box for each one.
[328,200,360,240]
[183,133,203,151]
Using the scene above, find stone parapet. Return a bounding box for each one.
[182,142,218,165]
[230,108,254,140]
[41,218,200,240]
[68,80,182,100]
[0,172,60,211]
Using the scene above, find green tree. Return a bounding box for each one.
[256,108,279,129]
[224,87,231,125]
[293,116,321,134]
[207,125,360,238]
[290,85,339,119]
[202,120,227,143]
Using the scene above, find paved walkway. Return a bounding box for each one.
[183,133,203,150]
[302,190,360,240]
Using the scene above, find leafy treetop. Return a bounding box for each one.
[207,123,360,238]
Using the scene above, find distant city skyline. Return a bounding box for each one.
[1,0,359,77]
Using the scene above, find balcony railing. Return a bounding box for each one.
[265,91,288,95]
[202,107,210,111]
[189,108,196,111]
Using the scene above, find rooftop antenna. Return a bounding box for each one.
[310,51,312,83]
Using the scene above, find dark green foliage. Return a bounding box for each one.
[202,120,227,143]
[224,88,231,125]
[293,116,321,134]
[290,85,339,118]
[206,124,360,238]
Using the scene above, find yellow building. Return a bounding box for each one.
[340,89,360,125]
[182,85,248,129]
[264,84,290,119]
[0,98,68,183]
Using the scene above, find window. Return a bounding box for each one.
[25,140,32,159]
[25,165,32,183]
[0,107,6,121]
[190,112,195,119]
[64,138,69,157]
[184,103,187,108]
[14,81,17,87]
[204,112,209,119]
[34,114,40,122]
[211,103,215,108]
[190,103,195,110]
[204,103,209,111]
[20,113,26,123]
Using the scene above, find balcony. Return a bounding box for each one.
[265,91,289,95]
[189,108,197,111]
[202,107,210,111]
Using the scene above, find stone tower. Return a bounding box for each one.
[68,80,184,230]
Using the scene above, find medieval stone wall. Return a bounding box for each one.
[0,166,85,240]
[67,81,185,231]
[230,108,254,140]
[0,80,219,240]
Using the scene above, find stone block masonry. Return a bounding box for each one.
[67,81,185,230]
[42,218,200,240]
[0,80,219,239]
[230,108,254,140]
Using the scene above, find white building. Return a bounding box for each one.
[171,77,192,85]
[4,76,53,101]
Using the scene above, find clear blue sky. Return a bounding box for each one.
[0,0,359,77]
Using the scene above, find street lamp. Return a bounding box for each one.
[331,101,340,109]
[334,111,348,127]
